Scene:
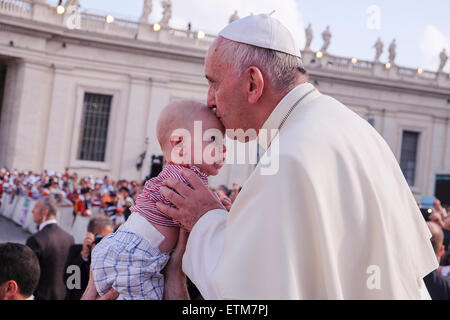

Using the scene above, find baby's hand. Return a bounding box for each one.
[219,195,232,212]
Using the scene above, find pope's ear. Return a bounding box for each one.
[4,280,19,299]
[169,135,183,148]
[244,66,264,104]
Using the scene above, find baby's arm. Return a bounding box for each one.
[218,195,232,211]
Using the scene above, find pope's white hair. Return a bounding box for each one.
[214,37,305,93]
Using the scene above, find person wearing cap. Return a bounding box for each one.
[155,14,438,299]
[117,186,134,220]
[103,190,118,215]
[74,187,92,217]
[90,180,105,211]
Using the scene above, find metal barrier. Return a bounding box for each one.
[56,205,75,234]
[0,195,92,243]
[71,215,90,244]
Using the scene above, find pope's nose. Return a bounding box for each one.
[207,87,216,108]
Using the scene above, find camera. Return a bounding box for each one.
[93,234,104,245]
[420,207,433,221]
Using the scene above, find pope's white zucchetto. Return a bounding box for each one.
[218,13,301,59]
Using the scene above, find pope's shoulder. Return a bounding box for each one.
[276,93,384,163]
[286,93,365,134]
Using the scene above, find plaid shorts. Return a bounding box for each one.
[91,224,171,300]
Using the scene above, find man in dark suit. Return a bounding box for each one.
[64,215,114,300]
[26,196,74,300]
[423,221,450,300]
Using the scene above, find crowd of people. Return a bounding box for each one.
[0,167,139,224]
[1,165,450,299]
[0,166,242,300]
[417,198,450,299]
[0,167,241,229]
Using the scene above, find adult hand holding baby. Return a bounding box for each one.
[157,168,225,231]
[80,266,119,300]
[81,228,191,300]
[219,195,232,212]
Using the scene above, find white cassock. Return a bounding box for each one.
[182,82,438,299]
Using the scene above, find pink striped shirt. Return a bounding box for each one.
[130,163,209,227]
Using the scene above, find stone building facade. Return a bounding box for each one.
[0,1,449,201]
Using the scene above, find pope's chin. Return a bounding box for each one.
[225,130,257,143]
[202,162,223,176]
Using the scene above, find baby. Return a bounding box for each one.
[91,100,227,300]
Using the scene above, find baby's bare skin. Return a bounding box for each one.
[155,224,179,253]
[154,100,226,253]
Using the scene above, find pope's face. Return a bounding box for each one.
[193,112,226,176]
[204,42,249,135]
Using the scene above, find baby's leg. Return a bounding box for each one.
[90,233,119,297]
[91,226,170,300]
[153,224,180,253]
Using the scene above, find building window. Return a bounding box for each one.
[78,93,112,162]
[399,130,419,186]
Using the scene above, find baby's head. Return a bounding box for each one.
[156,100,226,176]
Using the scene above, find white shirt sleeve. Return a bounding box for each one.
[182,208,228,300]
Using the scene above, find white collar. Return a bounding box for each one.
[39,219,57,231]
[25,294,34,300]
[258,82,319,150]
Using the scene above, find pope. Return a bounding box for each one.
[156,14,438,299]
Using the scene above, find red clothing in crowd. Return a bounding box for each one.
[74,196,90,216]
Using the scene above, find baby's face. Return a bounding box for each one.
[193,111,226,176]
[170,108,226,176]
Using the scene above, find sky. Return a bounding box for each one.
[47,0,450,72]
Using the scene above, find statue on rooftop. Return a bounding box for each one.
[388,39,396,64]
[438,48,448,72]
[229,10,239,23]
[373,37,383,62]
[320,26,331,53]
[304,23,313,50]
[139,0,152,24]
[159,0,172,26]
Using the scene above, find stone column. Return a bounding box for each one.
[381,110,398,158]
[443,118,450,170]
[118,76,151,180]
[2,59,52,171]
[42,64,73,172]
[0,59,20,167]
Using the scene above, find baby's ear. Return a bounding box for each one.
[169,135,183,147]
